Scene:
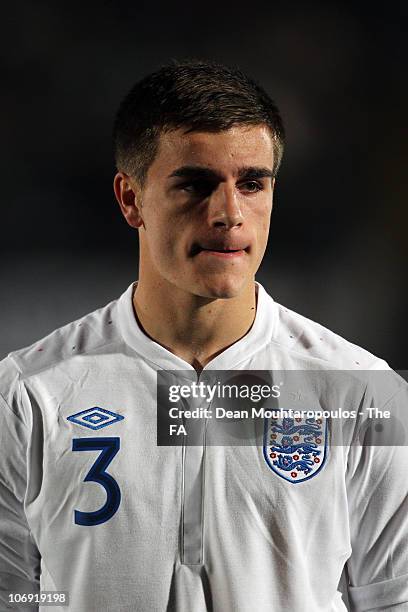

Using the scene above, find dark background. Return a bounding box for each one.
[1,0,406,367]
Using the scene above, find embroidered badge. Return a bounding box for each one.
[67,407,124,430]
[263,415,327,483]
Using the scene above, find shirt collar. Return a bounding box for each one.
[116,280,276,372]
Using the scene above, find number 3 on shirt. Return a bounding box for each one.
[72,437,121,526]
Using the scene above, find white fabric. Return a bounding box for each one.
[0,280,406,611]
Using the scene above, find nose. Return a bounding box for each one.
[208,182,244,229]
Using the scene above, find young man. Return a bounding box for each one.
[0,60,407,611]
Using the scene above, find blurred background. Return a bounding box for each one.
[0,0,406,367]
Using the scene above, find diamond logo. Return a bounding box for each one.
[67,407,124,430]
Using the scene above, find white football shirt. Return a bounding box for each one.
[0,281,407,611]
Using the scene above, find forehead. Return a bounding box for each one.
[150,125,274,177]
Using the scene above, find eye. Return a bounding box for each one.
[179,180,213,197]
[239,181,263,193]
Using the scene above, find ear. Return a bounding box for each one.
[271,177,276,211]
[113,172,145,229]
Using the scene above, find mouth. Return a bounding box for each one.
[190,243,250,258]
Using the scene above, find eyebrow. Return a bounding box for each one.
[167,165,274,181]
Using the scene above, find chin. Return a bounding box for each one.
[193,275,249,300]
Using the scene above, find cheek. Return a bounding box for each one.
[147,218,182,264]
[262,217,271,234]
[252,205,272,237]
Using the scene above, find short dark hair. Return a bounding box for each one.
[113,58,285,188]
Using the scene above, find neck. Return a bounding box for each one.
[132,277,257,373]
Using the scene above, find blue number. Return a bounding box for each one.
[72,437,121,526]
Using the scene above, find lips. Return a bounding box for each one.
[191,242,249,256]
[202,248,241,253]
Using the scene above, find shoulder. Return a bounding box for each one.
[270,300,389,371]
[0,293,124,383]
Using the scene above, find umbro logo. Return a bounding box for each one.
[67,407,124,430]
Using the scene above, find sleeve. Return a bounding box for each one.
[0,361,41,610]
[344,383,408,611]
